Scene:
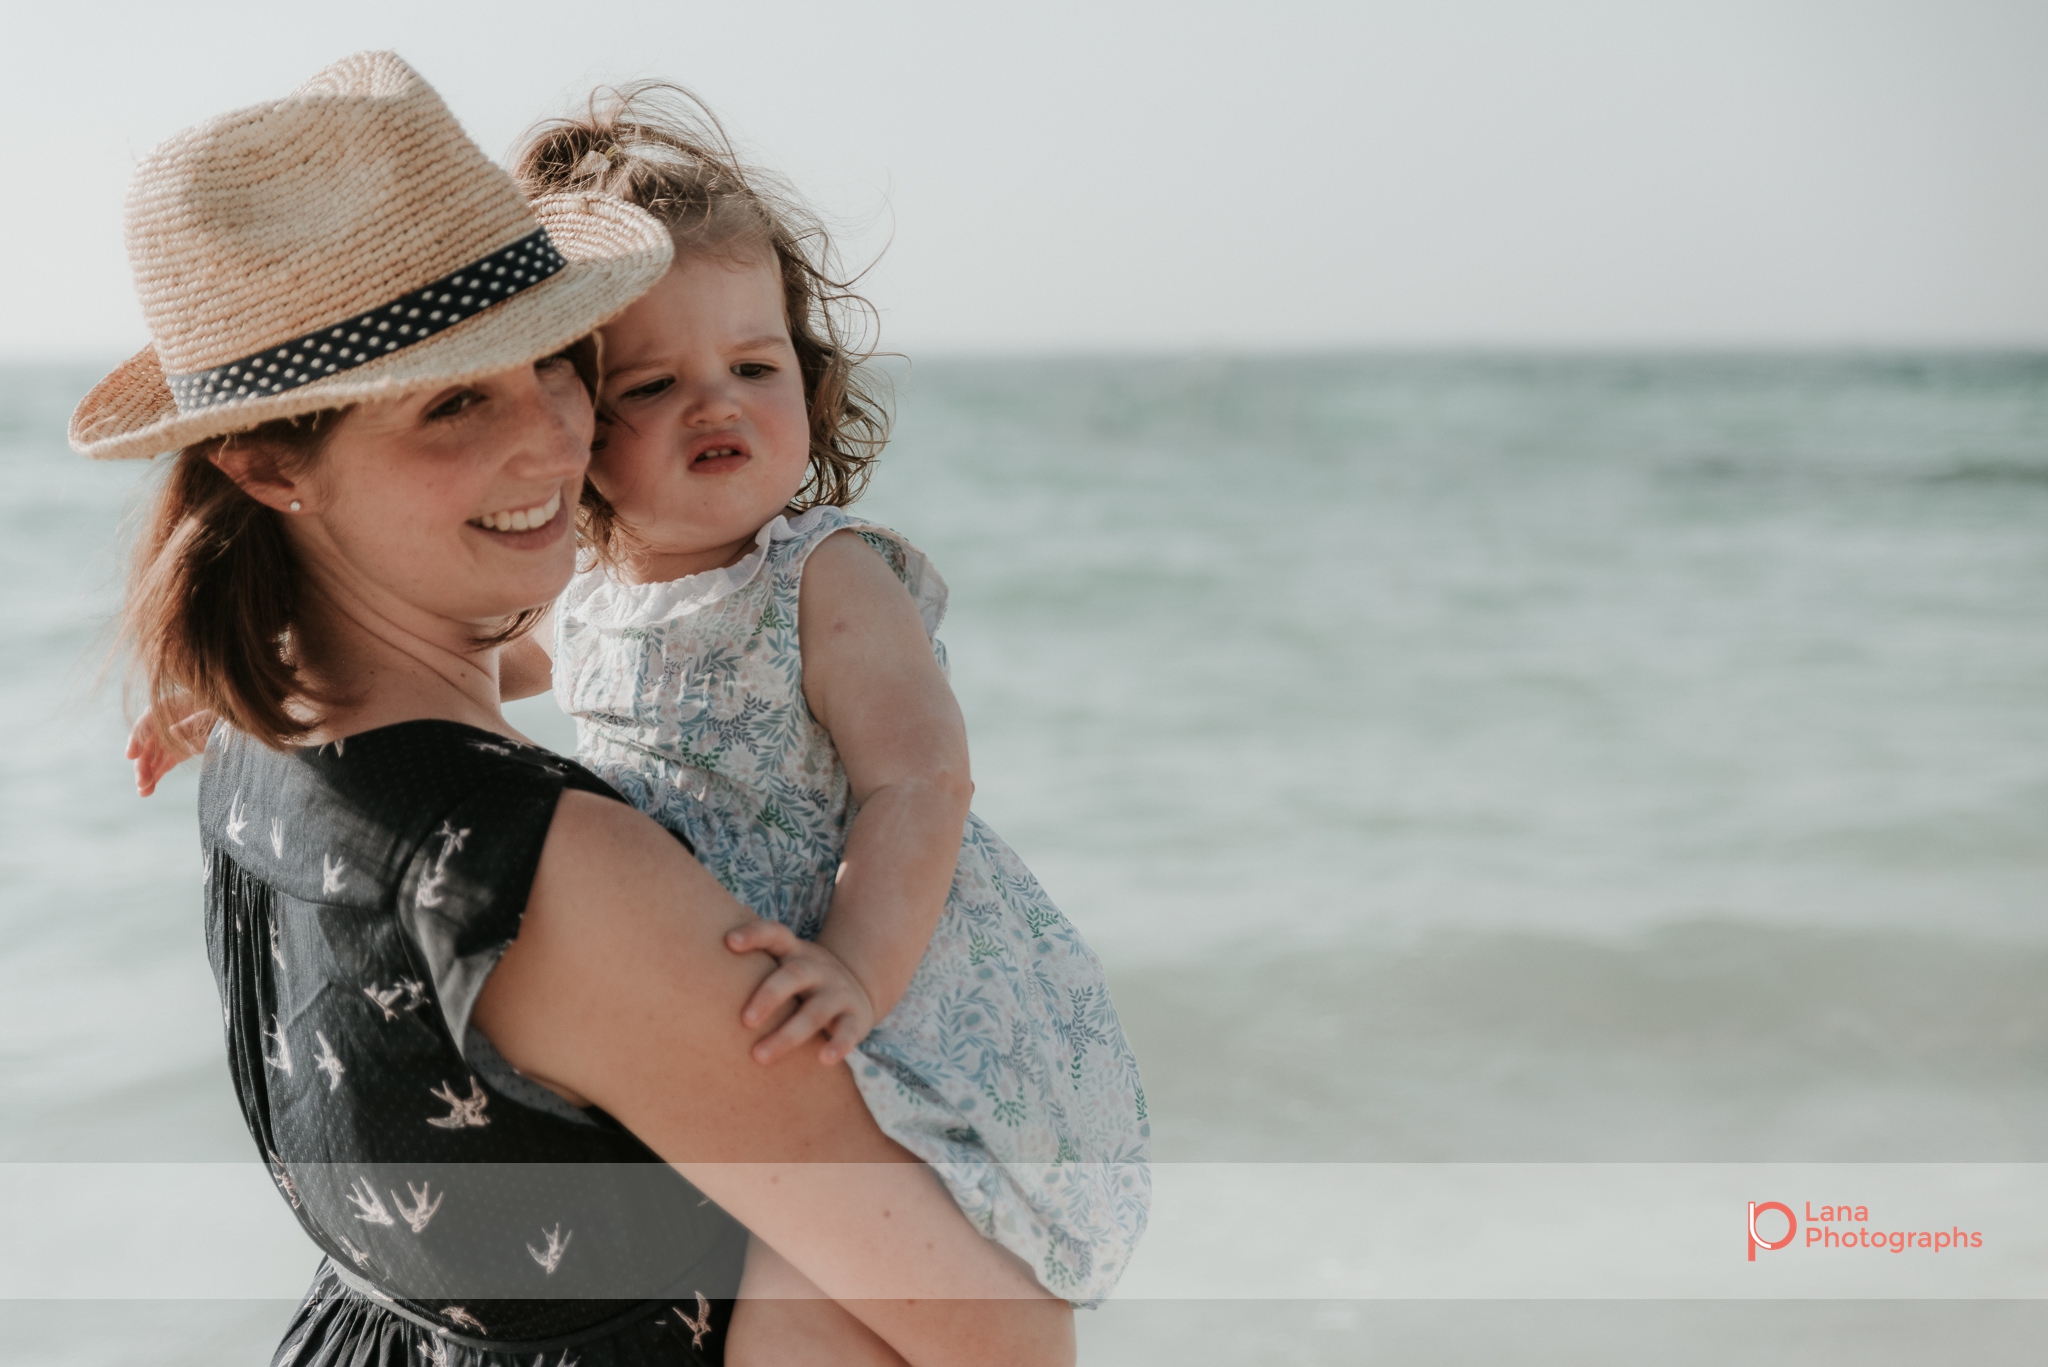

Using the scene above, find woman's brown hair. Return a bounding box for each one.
[513,83,889,567]
[125,340,600,750]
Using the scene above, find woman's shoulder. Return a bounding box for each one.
[197,720,625,908]
[200,715,614,794]
[200,719,642,1054]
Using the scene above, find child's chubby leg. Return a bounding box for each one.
[727,1234,907,1367]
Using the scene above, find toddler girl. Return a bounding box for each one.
[509,87,1150,1316]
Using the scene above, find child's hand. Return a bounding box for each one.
[126,700,216,797]
[724,918,876,1066]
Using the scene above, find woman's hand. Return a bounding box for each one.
[126,700,216,796]
[726,918,877,1065]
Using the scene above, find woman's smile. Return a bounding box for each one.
[466,485,569,543]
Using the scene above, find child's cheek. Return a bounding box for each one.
[588,423,652,500]
[770,387,812,470]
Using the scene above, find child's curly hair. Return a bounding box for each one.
[513,83,888,561]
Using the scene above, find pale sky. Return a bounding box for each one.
[6,0,2047,359]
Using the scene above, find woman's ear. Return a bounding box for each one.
[209,441,307,515]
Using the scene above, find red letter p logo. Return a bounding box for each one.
[1748,1201,1796,1261]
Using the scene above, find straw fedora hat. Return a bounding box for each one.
[70,51,673,461]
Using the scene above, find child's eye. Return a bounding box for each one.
[733,363,774,379]
[620,376,674,401]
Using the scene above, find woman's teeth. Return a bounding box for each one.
[472,489,562,532]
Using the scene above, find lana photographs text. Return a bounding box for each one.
[1748,1202,1986,1261]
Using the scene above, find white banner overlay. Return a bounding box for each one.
[3,1164,2045,1300]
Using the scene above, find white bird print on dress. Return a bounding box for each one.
[266,1149,301,1209]
[364,978,428,1022]
[269,918,285,968]
[336,1233,373,1269]
[415,823,471,909]
[443,1306,485,1334]
[676,1291,713,1350]
[223,791,249,846]
[261,1016,292,1075]
[346,1177,395,1226]
[426,1077,490,1129]
[394,1180,443,1233]
[418,1337,452,1367]
[269,817,284,859]
[322,853,348,895]
[469,739,516,757]
[313,1031,344,1091]
[526,1223,573,1275]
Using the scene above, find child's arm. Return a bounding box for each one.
[499,605,556,701]
[727,530,972,1065]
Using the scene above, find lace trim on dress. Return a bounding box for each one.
[561,507,835,629]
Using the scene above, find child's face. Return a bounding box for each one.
[591,251,812,574]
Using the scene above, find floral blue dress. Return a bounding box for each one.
[553,506,1150,1304]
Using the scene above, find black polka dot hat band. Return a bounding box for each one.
[164,229,567,413]
[69,52,673,461]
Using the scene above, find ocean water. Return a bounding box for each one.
[2,353,2046,1362]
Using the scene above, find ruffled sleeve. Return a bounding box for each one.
[394,753,580,1060]
[782,508,951,644]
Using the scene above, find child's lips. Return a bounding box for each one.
[690,445,750,475]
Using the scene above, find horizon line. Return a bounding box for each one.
[10,339,2048,369]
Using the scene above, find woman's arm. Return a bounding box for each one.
[474,790,1071,1367]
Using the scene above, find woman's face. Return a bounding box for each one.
[274,353,592,638]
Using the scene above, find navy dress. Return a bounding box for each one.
[199,719,747,1365]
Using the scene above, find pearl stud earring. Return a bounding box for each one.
[288,500,303,512]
